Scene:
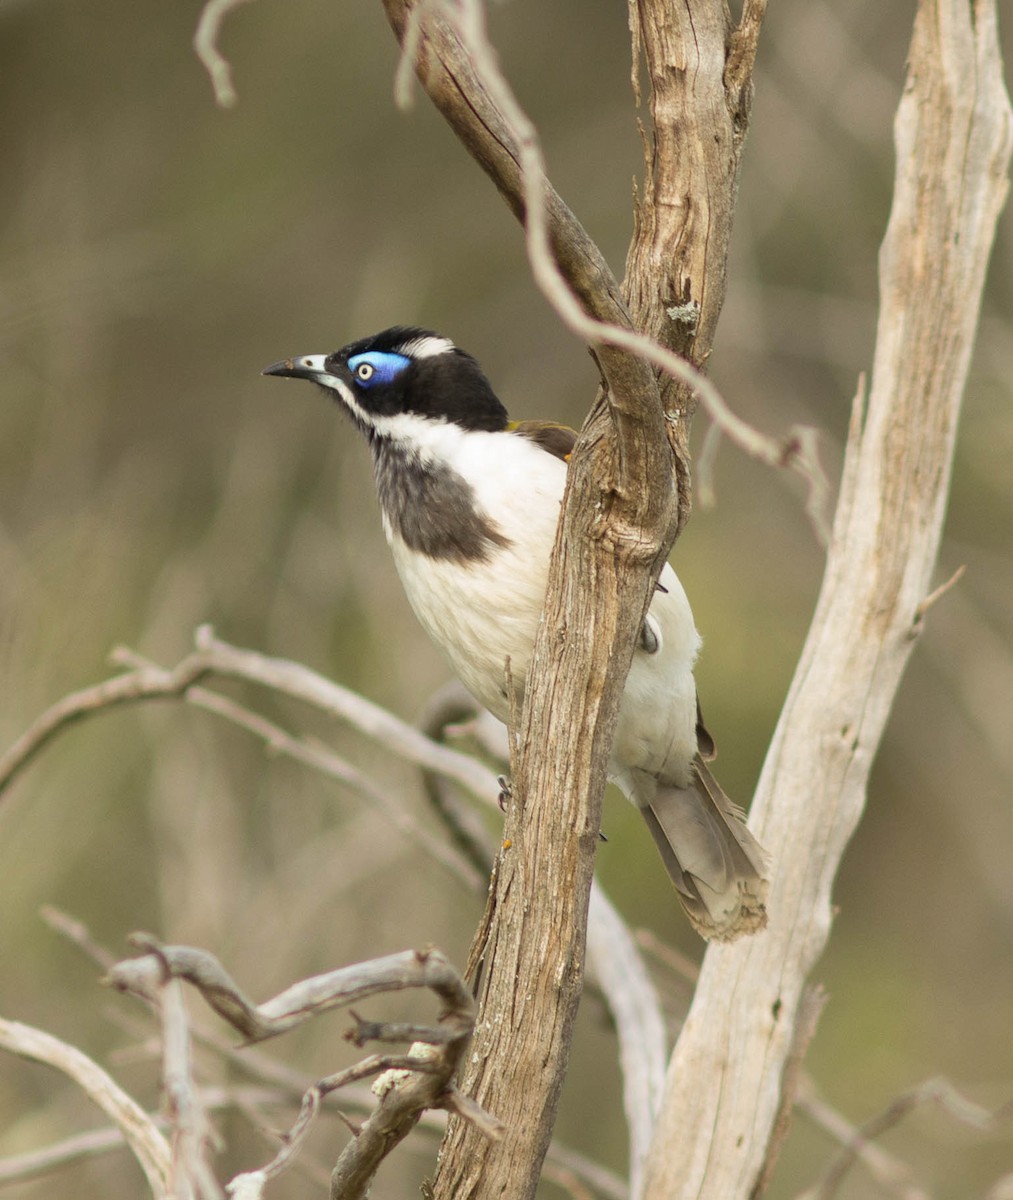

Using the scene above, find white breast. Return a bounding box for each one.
[383,425,565,719]
[381,423,702,795]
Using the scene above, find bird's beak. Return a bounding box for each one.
[262,354,330,380]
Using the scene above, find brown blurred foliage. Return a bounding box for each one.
[0,1,1010,1197]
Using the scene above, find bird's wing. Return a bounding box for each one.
[507,420,578,463]
[695,697,717,761]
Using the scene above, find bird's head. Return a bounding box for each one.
[263,326,509,442]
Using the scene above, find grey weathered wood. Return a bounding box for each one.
[640,2,1012,1194]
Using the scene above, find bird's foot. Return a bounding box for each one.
[496,775,512,812]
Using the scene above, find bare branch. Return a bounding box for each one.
[585,886,665,1198]
[641,2,1013,1194]
[158,977,223,1200]
[0,625,501,813]
[0,1017,172,1196]
[106,937,492,1199]
[384,0,828,540]
[108,939,472,1046]
[794,1079,930,1200]
[797,1077,1004,1200]
[193,0,254,108]
[380,4,773,1195]
[0,652,210,801]
[116,647,485,891]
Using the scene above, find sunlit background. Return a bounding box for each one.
[1,1,1011,1197]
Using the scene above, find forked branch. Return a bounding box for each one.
[107,938,495,1200]
[381,3,773,1198]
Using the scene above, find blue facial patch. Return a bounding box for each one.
[348,350,412,388]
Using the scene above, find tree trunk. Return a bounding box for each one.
[641,2,1012,1195]
[381,3,767,1196]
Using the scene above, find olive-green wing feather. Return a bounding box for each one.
[507,419,578,463]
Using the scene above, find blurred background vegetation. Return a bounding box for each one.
[1,1,1011,1196]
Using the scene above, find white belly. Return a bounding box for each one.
[382,427,701,794]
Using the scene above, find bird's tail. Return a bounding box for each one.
[641,757,768,941]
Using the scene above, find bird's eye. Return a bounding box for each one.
[348,350,410,386]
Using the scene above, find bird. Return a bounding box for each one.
[264,326,768,940]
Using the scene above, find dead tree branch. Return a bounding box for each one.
[0,625,500,812]
[193,0,255,108]
[385,0,828,539]
[26,907,628,1200]
[379,3,772,1195]
[4,625,664,1189]
[640,2,1012,1195]
[0,1017,172,1196]
[107,938,495,1200]
[585,887,666,1199]
[797,1076,1004,1200]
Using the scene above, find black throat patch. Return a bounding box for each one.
[372,438,510,562]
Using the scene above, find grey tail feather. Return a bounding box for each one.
[642,756,768,941]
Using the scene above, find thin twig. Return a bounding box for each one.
[541,1144,628,1200]
[798,1077,1003,1200]
[409,0,829,542]
[0,1018,172,1196]
[912,563,967,627]
[0,625,501,812]
[39,908,620,1198]
[794,1078,929,1200]
[193,0,255,108]
[228,1085,324,1196]
[115,647,484,891]
[415,681,498,879]
[41,905,119,971]
[634,928,701,987]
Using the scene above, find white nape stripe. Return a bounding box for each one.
[398,334,456,359]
